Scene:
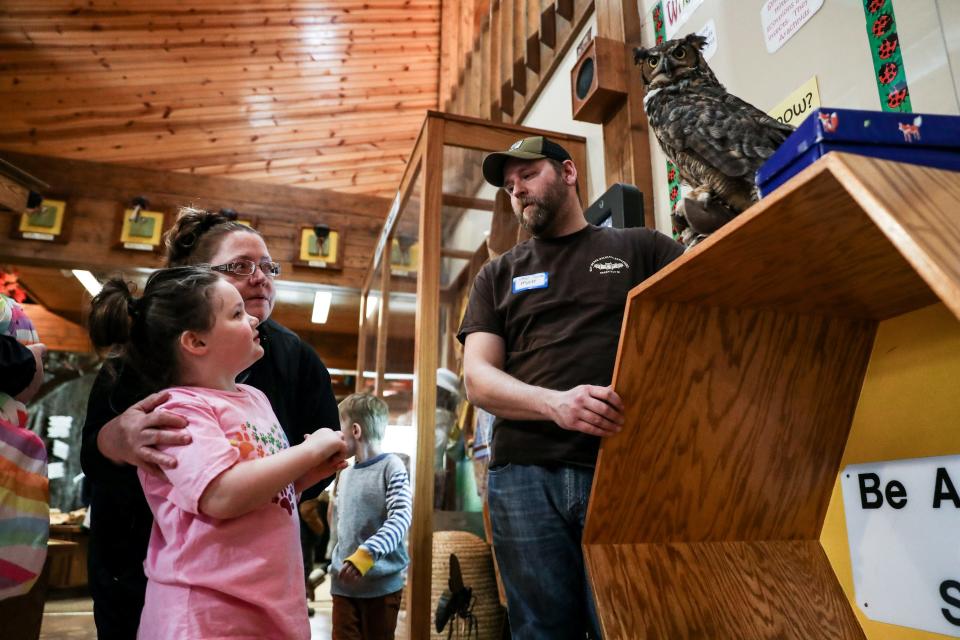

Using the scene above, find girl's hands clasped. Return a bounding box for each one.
[304,428,349,477]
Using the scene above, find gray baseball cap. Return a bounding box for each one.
[481,136,572,187]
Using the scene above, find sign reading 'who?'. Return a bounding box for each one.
[841,455,960,637]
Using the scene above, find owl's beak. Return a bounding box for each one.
[649,56,674,88]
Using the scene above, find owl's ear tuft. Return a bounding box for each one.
[633,47,648,66]
[683,33,708,50]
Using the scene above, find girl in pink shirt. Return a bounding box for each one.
[88,266,347,639]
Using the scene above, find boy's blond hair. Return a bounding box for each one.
[338,393,389,441]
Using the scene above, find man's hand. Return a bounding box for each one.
[96,391,190,477]
[546,385,625,437]
[338,561,362,584]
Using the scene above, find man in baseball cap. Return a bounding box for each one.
[460,135,683,637]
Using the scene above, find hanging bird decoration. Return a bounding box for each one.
[634,33,795,248]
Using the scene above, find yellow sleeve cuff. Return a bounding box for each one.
[345,546,375,576]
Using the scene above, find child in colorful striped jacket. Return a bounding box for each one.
[330,393,412,640]
[0,294,49,606]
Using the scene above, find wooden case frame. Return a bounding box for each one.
[356,111,588,639]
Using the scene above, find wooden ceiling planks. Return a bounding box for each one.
[0,0,440,198]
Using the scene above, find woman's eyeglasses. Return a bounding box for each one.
[211,259,281,278]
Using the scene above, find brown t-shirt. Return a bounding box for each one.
[457,224,683,467]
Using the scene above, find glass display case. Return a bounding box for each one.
[356,111,587,638]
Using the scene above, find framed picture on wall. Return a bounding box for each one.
[118,208,165,252]
[12,198,69,243]
[294,225,342,270]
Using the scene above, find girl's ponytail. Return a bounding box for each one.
[88,278,137,351]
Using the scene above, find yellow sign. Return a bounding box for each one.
[767,76,821,127]
[820,303,960,639]
[19,199,65,239]
[120,209,165,250]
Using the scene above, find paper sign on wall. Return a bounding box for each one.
[767,76,821,126]
[841,455,960,637]
[761,0,824,53]
[695,19,718,61]
[664,0,706,39]
[47,415,72,439]
[52,440,70,460]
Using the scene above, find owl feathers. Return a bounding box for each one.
[634,33,794,247]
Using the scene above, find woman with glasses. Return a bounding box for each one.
[80,208,341,639]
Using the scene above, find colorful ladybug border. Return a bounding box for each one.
[862,0,913,113]
[650,1,685,237]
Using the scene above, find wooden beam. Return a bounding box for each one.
[0,158,47,213]
[499,0,515,121]
[500,80,515,117]
[480,19,492,120]
[374,259,391,398]
[0,151,388,290]
[441,248,478,260]
[0,174,28,214]
[0,152,389,219]
[488,1,502,121]
[441,193,496,211]
[541,2,557,48]
[595,0,656,227]
[21,303,91,353]
[354,293,368,393]
[407,115,444,640]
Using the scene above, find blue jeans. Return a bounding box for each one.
[487,463,601,639]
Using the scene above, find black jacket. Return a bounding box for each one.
[80,319,340,584]
[0,335,35,397]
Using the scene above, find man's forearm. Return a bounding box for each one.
[465,361,557,422]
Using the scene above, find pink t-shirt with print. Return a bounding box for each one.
[137,384,308,640]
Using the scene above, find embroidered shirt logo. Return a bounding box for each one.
[589,256,629,274]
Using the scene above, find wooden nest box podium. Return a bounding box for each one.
[583,153,960,639]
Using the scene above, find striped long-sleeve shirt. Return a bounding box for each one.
[0,394,49,600]
[330,453,411,598]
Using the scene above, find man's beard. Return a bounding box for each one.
[513,176,566,236]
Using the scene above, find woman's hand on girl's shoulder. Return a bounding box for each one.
[98,390,191,477]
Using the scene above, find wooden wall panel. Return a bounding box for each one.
[0,1,441,198]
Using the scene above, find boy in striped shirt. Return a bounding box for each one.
[330,393,411,640]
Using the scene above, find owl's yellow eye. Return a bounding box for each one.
[647,55,659,68]
[673,47,686,59]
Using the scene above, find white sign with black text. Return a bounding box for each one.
[841,455,960,637]
[761,0,824,53]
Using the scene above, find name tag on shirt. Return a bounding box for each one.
[512,272,549,293]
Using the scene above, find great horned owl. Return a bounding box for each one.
[634,33,794,248]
